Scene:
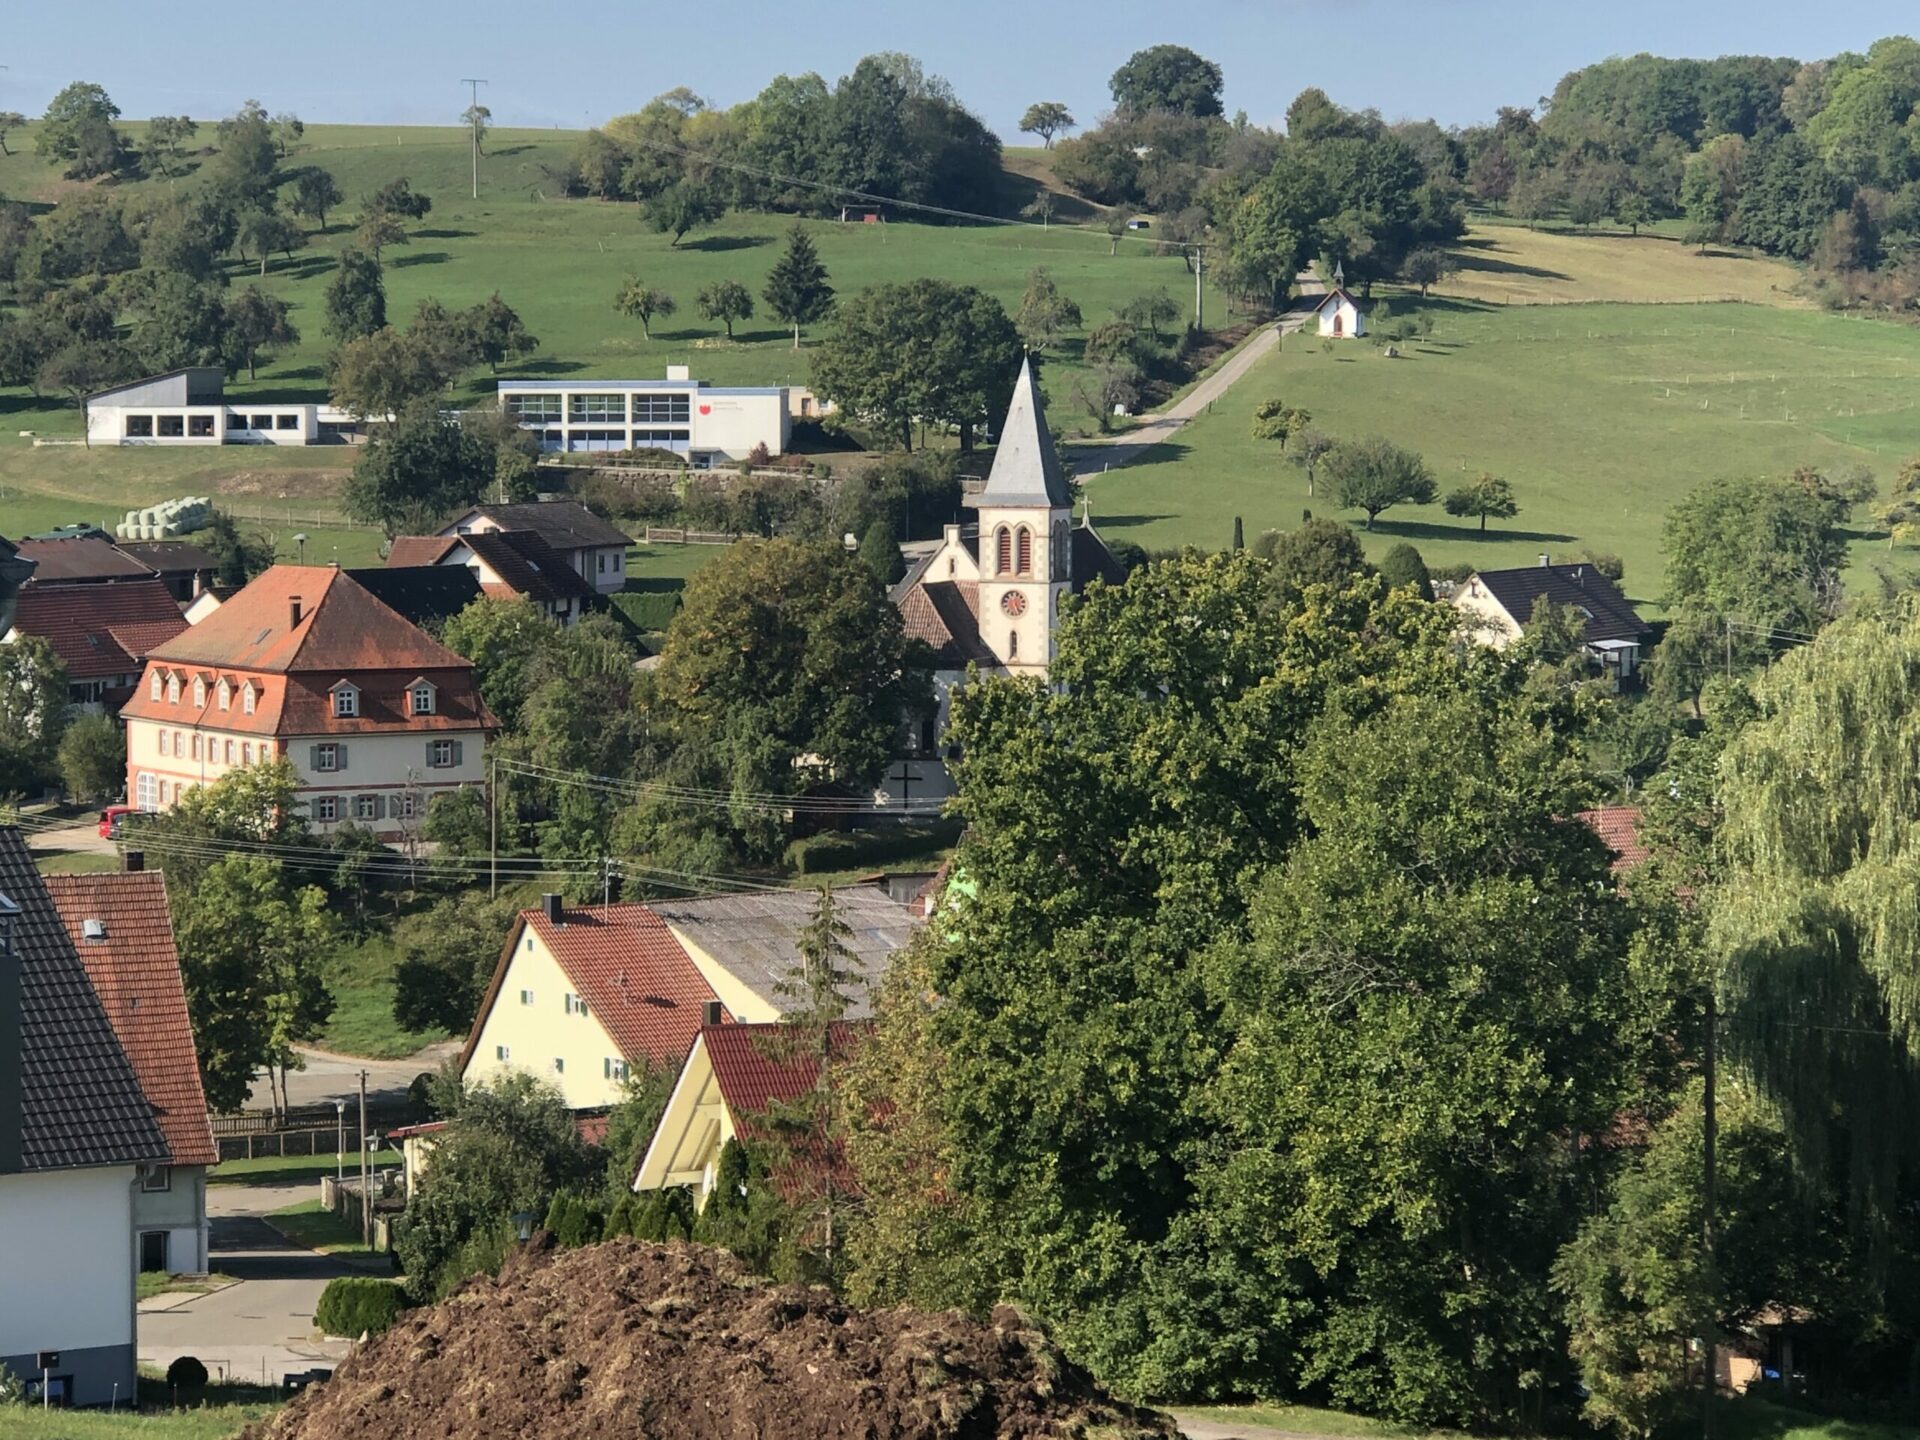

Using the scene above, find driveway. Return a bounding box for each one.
[1076,324,1280,473]
[23,818,116,858]
[138,1208,373,1386]
[247,1039,460,1111]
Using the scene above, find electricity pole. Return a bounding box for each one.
[358,1069,371,1248]
[1192,245,1205,332]
[460,78,488,199]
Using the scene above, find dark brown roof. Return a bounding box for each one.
[17,536,157,584]
[1070,525,1127,592]
[115,541,223,577]
[0,828,167,1172]
[45,873,218,1168]
[10,579,188,679]
[449,502,632,553]
[1467,564,1650,645]
[347,566,484,629]
[459,530,600,605]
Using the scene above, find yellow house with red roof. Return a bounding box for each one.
[117,565,494,836]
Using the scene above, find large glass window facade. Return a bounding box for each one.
[569,393,627,423]
[505,393,563,422]
[633,393,691,424]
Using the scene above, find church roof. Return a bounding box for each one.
[965,357,1071,511]
[898,581,998,669]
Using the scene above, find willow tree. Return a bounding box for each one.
[1712,595,1920,1240]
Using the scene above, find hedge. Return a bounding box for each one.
[314,1276,407,1338]
[609,589,683,633]
[783,818,963,877]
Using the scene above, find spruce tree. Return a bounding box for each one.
[763,224,834,350]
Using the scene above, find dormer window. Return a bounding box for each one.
[192,677,206,708]
[150,671,162,700]
[217,679,231,711]
[408,680,437,716]
[166,673,180,704]
[332,682,360,719]
[242,682,256,715]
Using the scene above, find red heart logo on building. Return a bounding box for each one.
[699,404,712,416]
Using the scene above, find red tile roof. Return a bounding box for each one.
[1577,806,1649,874]
[44,872,218,1167]
[701,1020,870,1197]
[896,580,996,667]
[461,903,727,1078]
[10,579,187,679]
[17,536,157,583]
[386,537,460,569]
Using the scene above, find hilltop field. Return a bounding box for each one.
[4,127,1920,601]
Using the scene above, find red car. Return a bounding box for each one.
[98,805,140,840]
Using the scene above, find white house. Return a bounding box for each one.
[1450,558,1652,680]
[1,828,170,1408]
[119,566,495,837]
[498,367,792,465]
[1311,287,1366,338]
[82,368,362,447]
[436,501,634,597]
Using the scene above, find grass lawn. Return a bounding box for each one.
[316,925,450,1062]
[1171,1399,1920,1440]
[208,1152,354,1188]
[1174,1401,1448,1437]
[1087,299,1920,607]
[137,1271,232,1301]
[6,1408,271,1440]
[267,1198,380,1256]
[1434,224,1804,307]
[33,849,122,875]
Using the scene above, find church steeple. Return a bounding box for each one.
[966,355,1071,511]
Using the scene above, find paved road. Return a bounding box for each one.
[138,1208,368,1385]
[1075,324,1281,473]
[23,818,116,858]
[247,1039,460,1111]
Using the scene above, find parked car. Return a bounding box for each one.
[98,805,142,840]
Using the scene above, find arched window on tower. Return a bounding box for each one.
[1008,629,1020,661]
[1016,526,1033,575]
[995,526,1012,575]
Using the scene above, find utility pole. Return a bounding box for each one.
[489,751,498,899]
[460,78,489,200]
[1193,245,1205,332]
[1701,989,1718,1440]
[358,1069,371,1248]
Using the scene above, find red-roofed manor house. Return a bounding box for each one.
[118,566,494,837]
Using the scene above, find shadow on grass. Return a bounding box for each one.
[513,357,588,377]
[268,257,337,283]
[681,233,773,252]
[390,250,451,268]
[1367,517,1579,546]
[1453,249,1575,282]
[489,144,535,158]
[730,328,801,347]
[1091,512,1178,530]
[414,227,477,240]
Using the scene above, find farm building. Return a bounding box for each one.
[497,367,791,464]
[81,369,362,446]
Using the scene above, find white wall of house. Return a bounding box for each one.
[496,381,791,464]
[446,516,628,595]
[132,1164,208,1275]
[463,927,633,1109]
[1449,580,1525,648]
[1318,296,1365,337]
[0,1166,137,1406]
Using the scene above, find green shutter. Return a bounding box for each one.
[451,740,464,767]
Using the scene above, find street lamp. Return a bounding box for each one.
[294,533,308,564]
[334,1100,345,1184]
[511,1210,538,1243]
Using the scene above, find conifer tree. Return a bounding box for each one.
[763,224,834,349]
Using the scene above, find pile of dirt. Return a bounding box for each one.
[245,1238,1175,1440]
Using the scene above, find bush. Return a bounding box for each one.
[541,1191,603,1248]
[609,589,684,633]
[631,1186,695,1241]
[314,1276,407,1338]
[782,818,964,876]
[1581,550,1626,582]
[165,1356,209,1394]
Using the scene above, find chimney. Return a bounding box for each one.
[1538,553,1550,568]
[702,1000,724,1027]
[289,595,304,628]
[124,850,144,873]
[542,892,563,924]
[0,891,22,1175]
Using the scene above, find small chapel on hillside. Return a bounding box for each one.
[880,357,1126,807]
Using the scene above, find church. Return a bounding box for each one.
[882,357,1127,806]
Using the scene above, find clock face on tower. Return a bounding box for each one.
[1000,590,1028,617]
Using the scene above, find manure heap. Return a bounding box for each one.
[246,1238,1175,1440]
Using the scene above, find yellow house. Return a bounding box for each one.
[460,895,726,1109]
[1449,559,1651,680]
[632,1020,867,1207]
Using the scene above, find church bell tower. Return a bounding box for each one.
[968,356,1071,676]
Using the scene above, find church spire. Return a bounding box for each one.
[966,355,1071,511]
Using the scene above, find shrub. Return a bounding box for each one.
[542,1190,603,1248]
[1581,550,1625,581]
[314,1276,407,1338]
[165,1356,209,1394]
[782,818,964,877]
[747,441,771,467]
[631,1186,695,1241]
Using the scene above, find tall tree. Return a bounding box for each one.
[56,713,123,805]
[140,115,198,183]
[1324,436,1437,529]
[0,635,71,779]
[1014,267,1083,355]
[461,103,491,155]
[223,286,299,381]
[342,397,495,533]
[645,181,724,247]
[37,82,128,179]
[613,277,676,340]
[695,278,755,339]
[1285,425,1337,497]
[1019,102,1076,148]
[290,168,345,232]
[465,292,539,373]
[235,205,304,276]
[324,246,387,342]
[762,224,834,349]
[1109,45,1225,118]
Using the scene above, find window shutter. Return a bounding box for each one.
[337,743,348,771]
[308,744,320,770]
[452,740,464,767]
[372,794,386,820]
[426,741,436,767]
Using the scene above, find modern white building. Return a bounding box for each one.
[498,367,792,464]
[82,368,361,446]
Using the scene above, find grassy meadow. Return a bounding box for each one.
[1086,296,1920,607]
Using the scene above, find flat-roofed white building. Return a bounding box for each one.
[498,366,792,466]
[82,368,362,446]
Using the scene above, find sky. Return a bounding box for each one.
[2,1,1914,139]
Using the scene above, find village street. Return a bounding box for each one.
[1075,321,1280,472]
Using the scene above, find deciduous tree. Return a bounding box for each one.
[1110,45,1225,118]
[57,712,124,804]
[290,168,344,232]
[695,278,755,338]
[223,286,299,381]
[1019,102,1076,147]
[342,398,495,533]
[613,277,676,340]
[324,246,387,342]
[645,180,724,247]
[1014,267,1083,354]
[1324,435,1437,529]
[1442,472,1520,533]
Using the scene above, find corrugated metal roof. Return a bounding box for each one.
[649,887,918,1019]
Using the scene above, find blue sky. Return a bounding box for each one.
[3,1,1913,138]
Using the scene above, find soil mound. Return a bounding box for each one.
[245,1238,1175,1440]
